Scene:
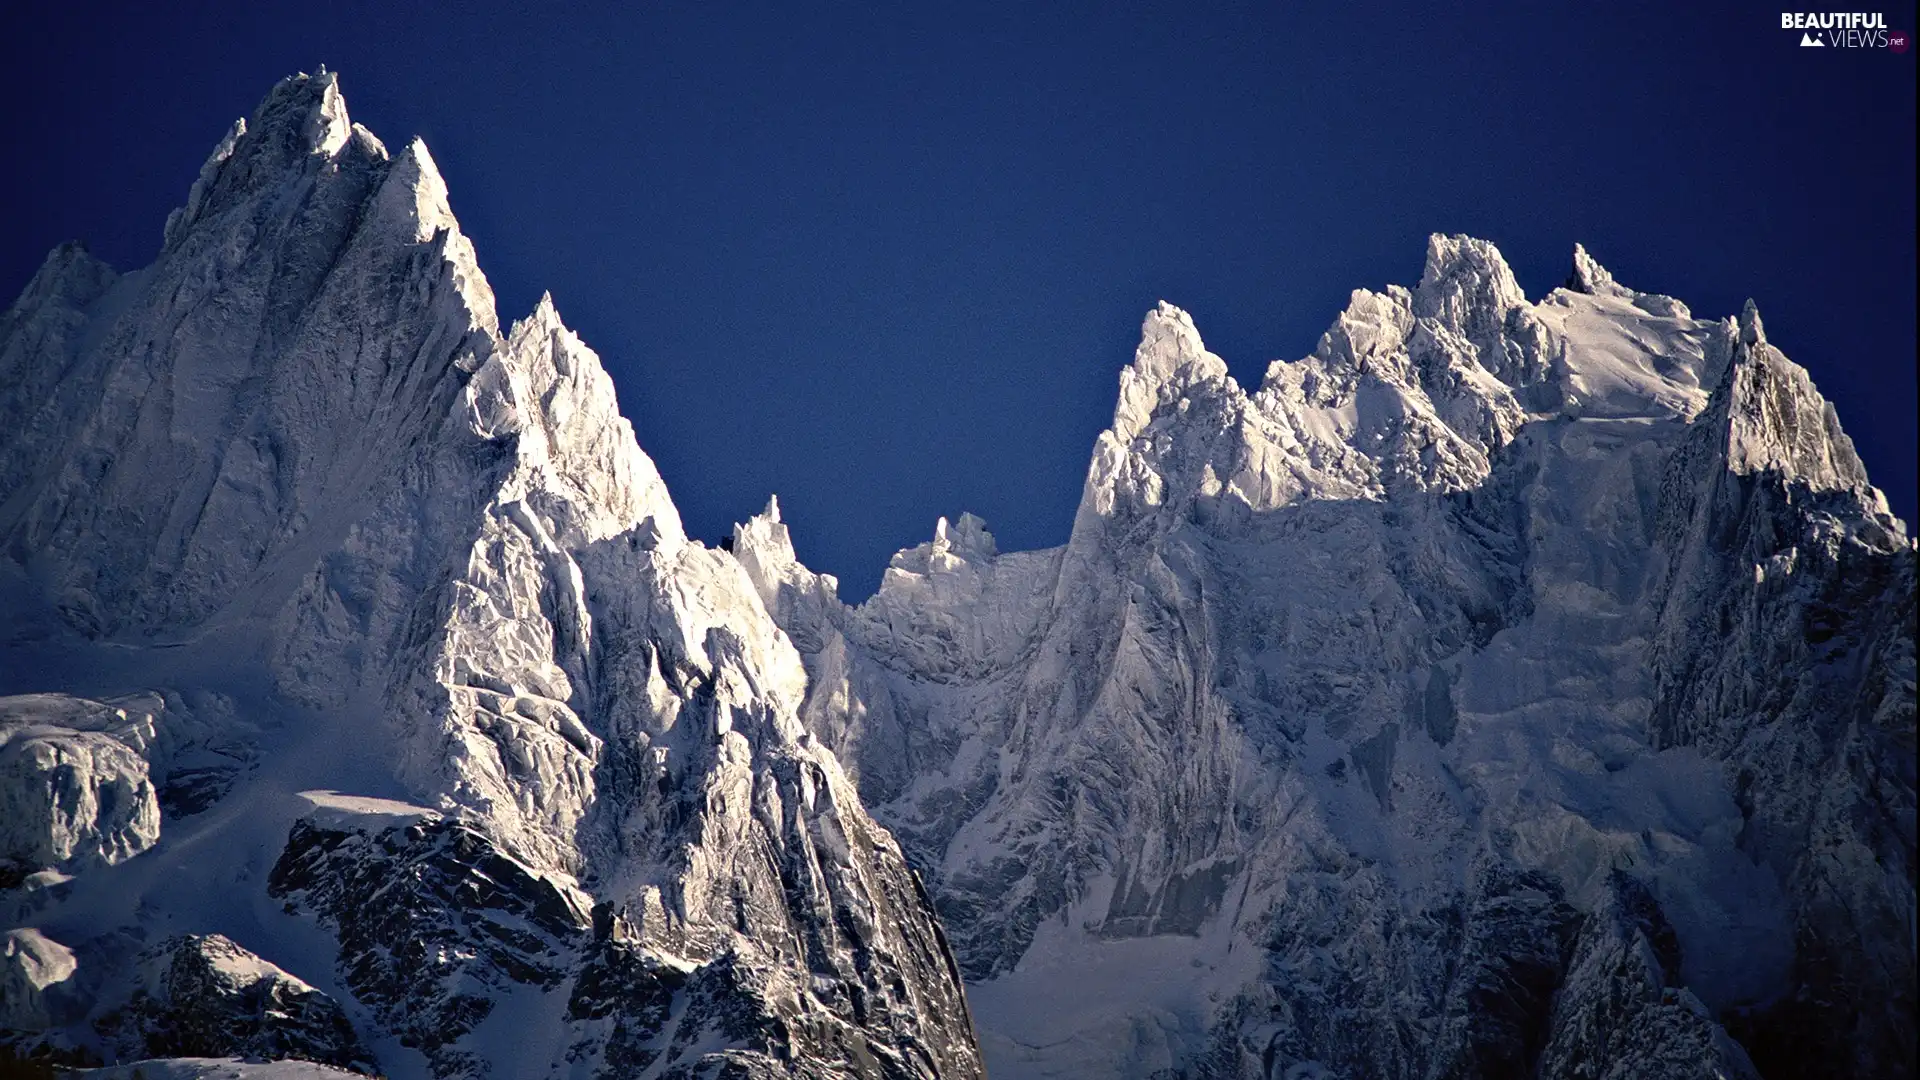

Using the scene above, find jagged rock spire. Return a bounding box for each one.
[1565,243,1634,298]
[162,71,356,250]
[1707,301,1876,499]
[1739,298,1766,345]
[1413,233,1526,330]
[1110,301,1232,443]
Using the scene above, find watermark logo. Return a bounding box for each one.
[1780,11,1909,48]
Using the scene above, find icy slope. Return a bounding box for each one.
[0,71,981,1080]
[741,239,1914,1079]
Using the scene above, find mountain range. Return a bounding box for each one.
[2,71,1912,1080]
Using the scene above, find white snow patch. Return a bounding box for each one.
[294,789,441,831]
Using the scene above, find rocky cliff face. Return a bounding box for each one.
[0,71,981,1080]
[736,243,1913,1078]
[1647,305,1914,1079]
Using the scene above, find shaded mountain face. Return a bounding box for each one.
[1,72,1912,1080]
[734,247,1915,1077]
[0,72,982,1080]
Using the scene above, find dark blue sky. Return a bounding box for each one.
[5,2,1914,598]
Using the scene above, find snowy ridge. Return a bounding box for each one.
[748,242,1912,1078]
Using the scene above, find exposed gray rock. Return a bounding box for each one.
[1,928,78,1032]
[1537,877,1760,1080]
[268,814,586,1077]
[100,934,375,1074]
[1648,310,1916,1080]
[0,696,161,878]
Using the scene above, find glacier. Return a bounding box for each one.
[2,69,1913,1080]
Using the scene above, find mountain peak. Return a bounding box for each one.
[886,512,998,578]
[276,69,350,152]
[0,69,990,1080]
[512,290,566,343]
[1413,233,1526,329]
[731,494,804,607]
[231,69,354,168]
[161,71,357,251]
[1110,301,1233,443]
[1708,313,1880,501]
[935,512,996,561]
[1739,298,1766,345]
[8,241,118,314]
[383,137,462,242]
[1136,301,1212,371]
[1565,243,1634,298]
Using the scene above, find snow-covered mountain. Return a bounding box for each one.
[0,71,981,1080]
[735,246,1915,1078]
[2,70,1912,1080]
